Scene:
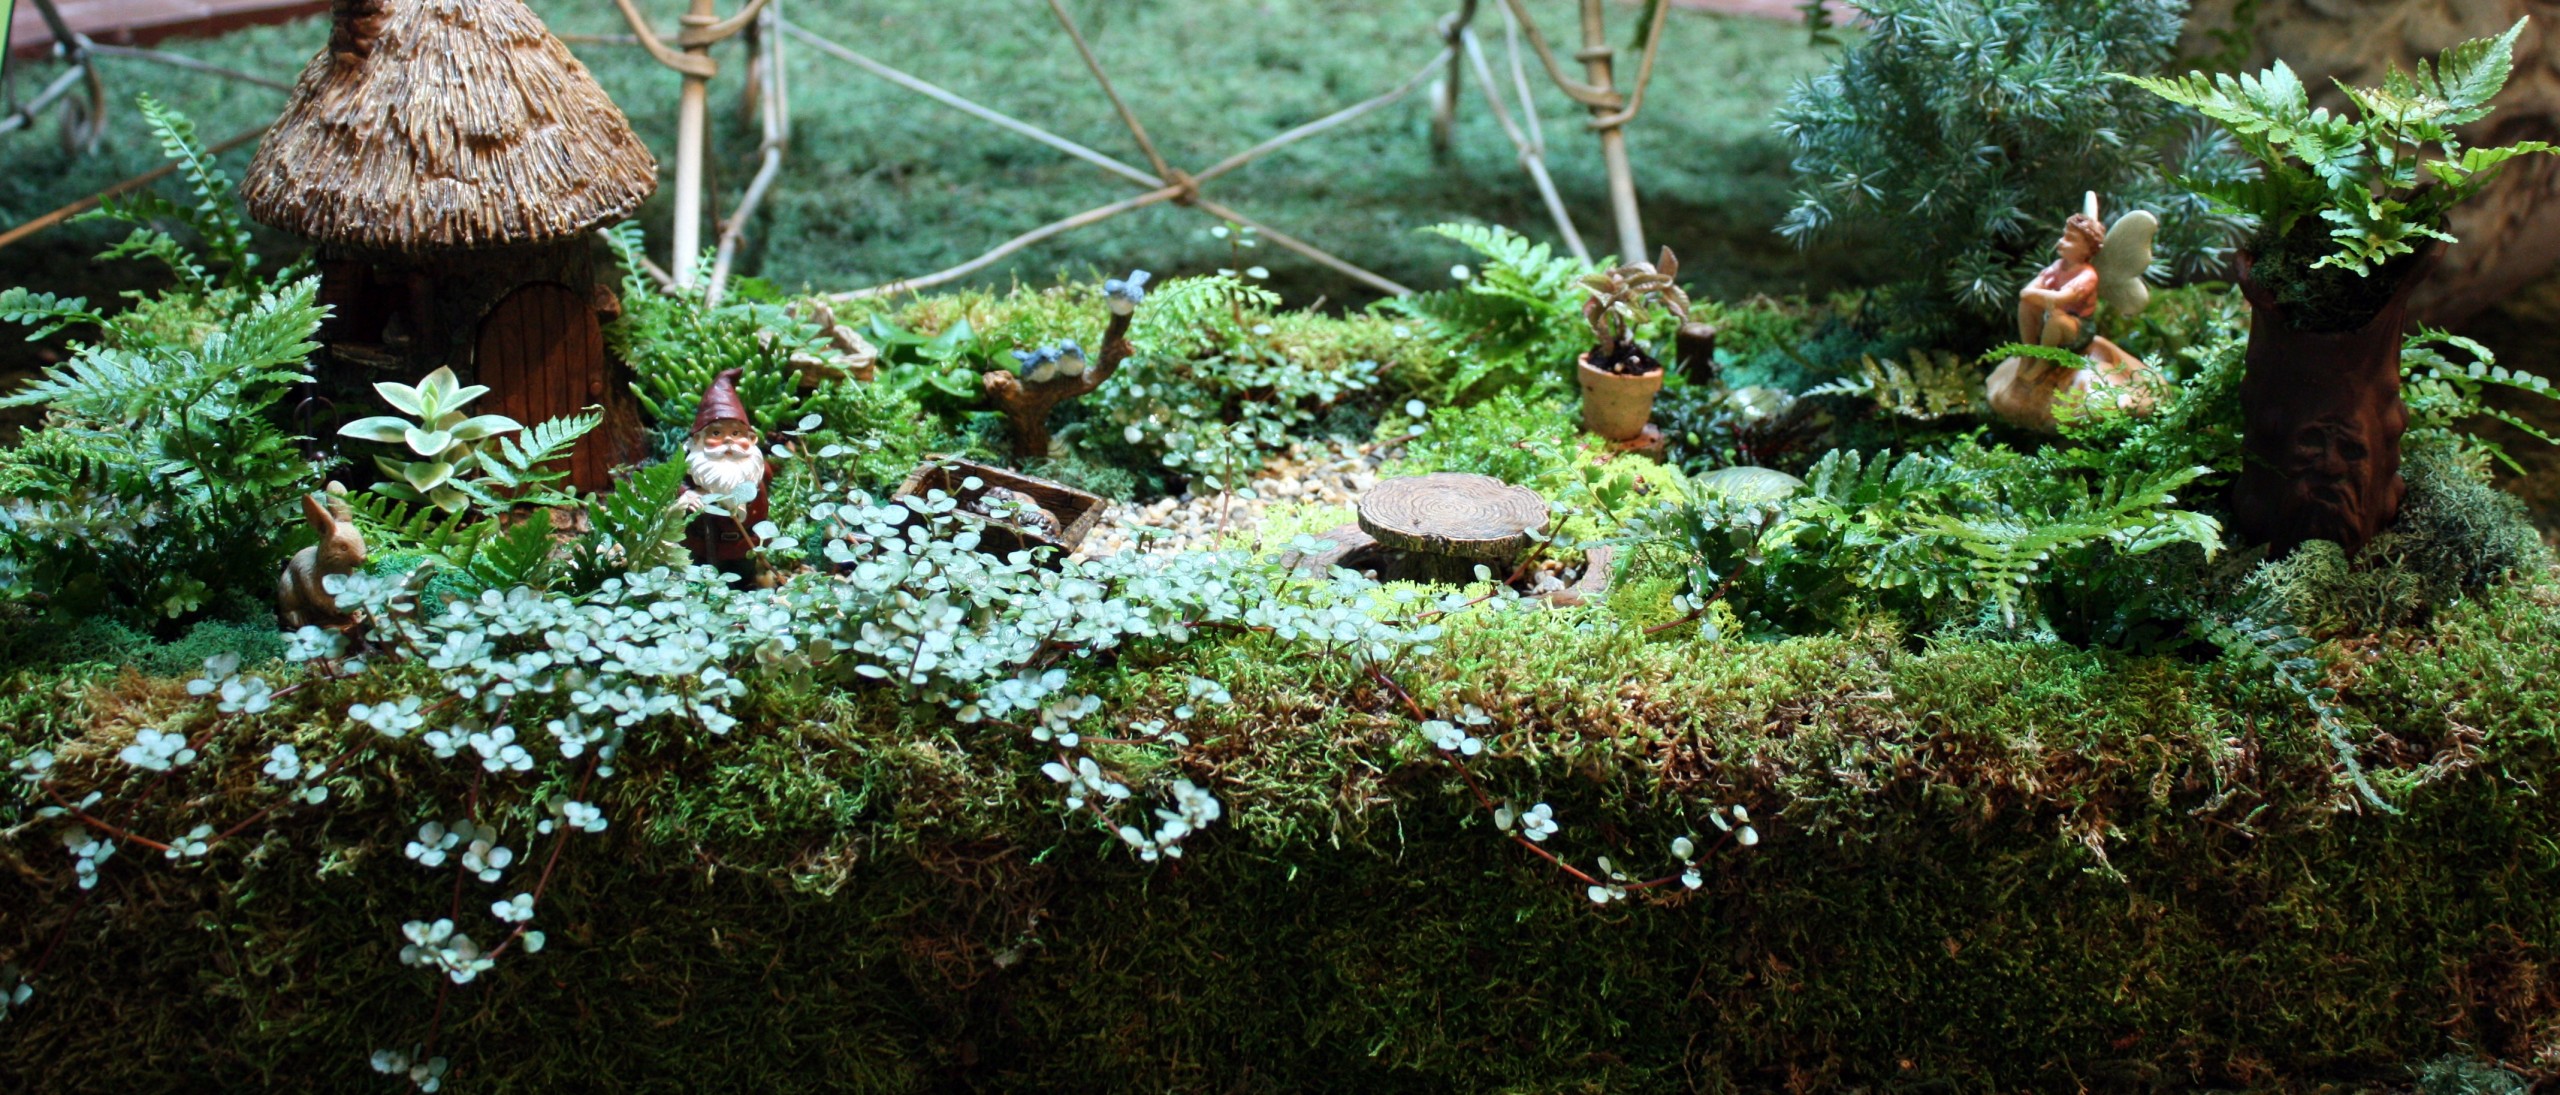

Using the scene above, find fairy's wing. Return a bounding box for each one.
[2094,210,2158,318]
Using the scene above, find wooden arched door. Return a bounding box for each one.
[475,282,611,492]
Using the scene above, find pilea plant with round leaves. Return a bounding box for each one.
[9,483,1779,1089]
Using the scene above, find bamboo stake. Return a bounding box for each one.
[1042,0,1176,186]
[86,44,292,92]
[610,0,773,287]
[706,0,788,307]
[1191,197,1415,297]
[782,22,1161,188]
[788,17,1421,299]
[1461,27,1587,263]
[1194,46,1452,184]
[0,125,268,251]
[831,185,1187,301]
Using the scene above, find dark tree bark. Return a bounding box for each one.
[2231,248,2438,557]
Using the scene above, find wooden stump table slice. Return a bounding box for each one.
[1356,473,1550,583]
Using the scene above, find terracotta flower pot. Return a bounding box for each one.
[1576,352,1663,442]
[2231,246,2438,558]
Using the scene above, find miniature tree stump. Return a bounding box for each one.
[1354,473,1551,585]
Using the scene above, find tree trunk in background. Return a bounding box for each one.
[2184,0,2560,325]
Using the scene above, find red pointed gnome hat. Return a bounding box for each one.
[693,369,754,435]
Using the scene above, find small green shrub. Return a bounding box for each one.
[0,99,319,623]
[605,225,829,436]
[1776,0,2253,338]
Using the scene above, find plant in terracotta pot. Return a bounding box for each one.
[2125,18,2554,556]
[1575,248,1690,444]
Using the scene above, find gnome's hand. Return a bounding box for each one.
[678,488,709,514]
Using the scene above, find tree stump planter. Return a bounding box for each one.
[2232,247,2438,557]
[892,457,1106,562]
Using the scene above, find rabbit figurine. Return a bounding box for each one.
[277,482,368,630]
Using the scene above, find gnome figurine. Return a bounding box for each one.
[678,369,770,576]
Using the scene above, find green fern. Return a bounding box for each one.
[0,289,103,342]
[340,490,492,565]
[2400,327,2559,472]
[1379,223,1594,399]
[470,515,560,592]
[76,95,266,293]
[566,460,689,591]
[457,408,600,511]
[1755,441,2222,630]
[0,279,324,618]
[2123,18,2555,275]
[1131,274,1282,358]
[1809,350,1984,421]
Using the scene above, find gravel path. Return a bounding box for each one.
[1072,441,1395,560]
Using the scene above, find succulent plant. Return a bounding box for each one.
[1579,248,1689,368]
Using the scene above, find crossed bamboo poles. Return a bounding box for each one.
[617,0,1675,302]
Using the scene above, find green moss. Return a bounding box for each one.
[2244,437,2553,634]
[2247,217,2431,333]
[7,574,2560,1091]
[0,603,283,677]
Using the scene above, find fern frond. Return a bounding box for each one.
[2198,596,2397,813]
[567,460,690,589]
[0,288,104,342]
[470,515,560,592]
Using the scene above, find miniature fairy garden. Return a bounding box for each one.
[6,0,2560,1090]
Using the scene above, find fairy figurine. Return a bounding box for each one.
[1987,193,2162,432]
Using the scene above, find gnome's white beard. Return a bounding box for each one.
[686,440,766,501]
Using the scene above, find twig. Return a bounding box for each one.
[832,186,1184,301]
[1194,45,1453,184]
[0,125,269,251]
[981,306,1136,459]
[1043,0,1176,184]
[1191,197,1416,296]
[45,787,174,852]
[783,20,1162,188]
[86,43,293,92]
[1462,27,1589,263]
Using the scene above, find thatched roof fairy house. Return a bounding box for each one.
[243,0,661,491]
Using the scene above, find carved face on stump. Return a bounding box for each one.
[2240,373,2405,555]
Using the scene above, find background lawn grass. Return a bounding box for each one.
[0,0,1852,306]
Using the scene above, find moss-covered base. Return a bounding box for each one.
[7,574,2560,1092]
[14,792,2560,1092]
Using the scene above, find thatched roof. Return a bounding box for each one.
[242,0,658,251]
